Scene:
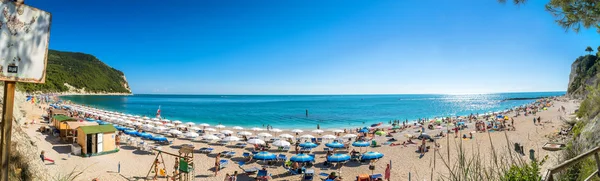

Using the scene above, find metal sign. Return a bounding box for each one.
[0,0,51,83]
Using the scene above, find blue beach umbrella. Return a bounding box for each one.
[325,142,345,149]
[99,121,110,125]
[138,132,152,139]
[359,128,370,133]
[254,152,277,161]
[352,141,370,147]
[124,129,137,135]
[327,153,350,163]
[361,151,384,161]
[290,154,315,163]
[299,142,318,148]
[85,118,95,122]
[151,135,168,142]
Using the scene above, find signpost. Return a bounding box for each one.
[0,0,51,180]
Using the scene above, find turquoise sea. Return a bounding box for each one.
[60,92,565,129]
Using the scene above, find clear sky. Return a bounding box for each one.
[28,0,600,94]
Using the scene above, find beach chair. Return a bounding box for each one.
[219,159,228,169]
[282,146,290,152]
[227,151,236,157]
[202,147,214,154]
[303,169,314,180]
[257,170,272,180]
[316,138,323,144]
[287,168,300,175]
[371,140,379,147]
[243,152,251,158]
[238,161,259,175]
[277,154,287,162]
[370,173,383,180]
[311,138,317,144]
[235,143,247,148]
[217,140,227,145]
[252,151,259,155]
[324,148,331,152]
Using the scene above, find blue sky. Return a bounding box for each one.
[29,0,599,94]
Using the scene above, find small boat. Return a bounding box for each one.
[542,142,565,151]
[371,122,382,127]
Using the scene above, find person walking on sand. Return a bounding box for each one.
[153,159,161,180]
[215,153,222,176]
[538,116,541,124]
[40,151,54,164]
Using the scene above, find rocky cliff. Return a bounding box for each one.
[567,55,599,99]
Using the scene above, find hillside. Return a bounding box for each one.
[17,50,131,94]
[567,54,599,99]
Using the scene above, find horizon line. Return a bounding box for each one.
[129,90,567,96]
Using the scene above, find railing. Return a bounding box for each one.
[544,146,600,181]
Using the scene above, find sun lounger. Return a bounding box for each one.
[316,138,323,144]
[243,152,251,158]
[227,151,236,157]
[219,159,228,169]
[235,143,247,148]
[324,148,331,152]
[200,147,214,154]
[282,146,290,152]
[277,154,287,161]
[217,140,227,145]
[542,142,565,151]
[304,169,314,180]
[287,168,300,175]
[257,170,272,180]
[370,173,383,179]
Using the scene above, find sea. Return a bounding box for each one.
[60,92,565,129]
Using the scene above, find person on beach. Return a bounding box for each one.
[538,116,541,124]
[419,138,426,158]
[40,151,54,164]
[153,158,161,180]
[215,153,221,176]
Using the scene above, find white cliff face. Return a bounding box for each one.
[121,75,131,93]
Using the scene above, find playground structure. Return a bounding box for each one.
[145,145,195,181]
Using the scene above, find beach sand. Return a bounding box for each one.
[19,98,578,181]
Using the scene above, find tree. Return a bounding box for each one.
[597,46,600,56]
[499,0,600,33]
[586,46,594,55]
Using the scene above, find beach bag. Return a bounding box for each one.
[369,165,375,170]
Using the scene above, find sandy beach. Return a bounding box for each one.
[18,97,577,181]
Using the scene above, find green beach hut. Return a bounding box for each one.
[76,125,119,157]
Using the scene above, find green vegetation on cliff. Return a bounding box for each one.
[568,55,599,96]
[17,50,130,93]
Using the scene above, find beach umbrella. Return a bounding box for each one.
[238,131,252,136]
[251,127,263,132]
[325,142,345,149]
[204,128,217,132]
[359,128,370,133]
[232,126,244,130]
[331,129,344,133]
[299,142,318,148]
[115,126,126,131]
[99,121,111,125]
[258,133,272,138]
[199,123,210,127]
[300,134,315,139]
[190,127,202,131]
[173,120,183,124]
[151,118,160,121]
[135,118,144,122]
[142,124,155,131]
[133,122,143,126]
[202,134,220,141]
[152,121,163,125]
[142,116,150,120]
[124,129,137,135]
[342,134,357,138]
[291,129,303,133]
[183,132,199,139]
[247,139,266,145]
[352,141,370,147]
[279,134,294,139]
[151,135,168,142]
[168,129,183,136]
[272,140,290,147]
[176,124,187,128]
[222,136,240,142]
[215,125,226,129]
[361,151,384,161]
[221,130,234,134]
[290,154,314,163]
[163,119,171,123]
[271,128,282,133]
[164,123,175,127]
[375,131,386,136]
[322,135,337,140]
[185,122,195,126]
[254,152,277,161]
[139,132,153,139]
[312,130,324,134]
[153,126,168,133]
[327,154,350,163]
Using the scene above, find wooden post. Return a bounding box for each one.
[0,81,16,181]
[594,153,600,177]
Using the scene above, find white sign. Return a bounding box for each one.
[0,1,51,83]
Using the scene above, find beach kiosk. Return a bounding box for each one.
[52,115,78,140]
[65,121,98,143]
[76,125,118,157]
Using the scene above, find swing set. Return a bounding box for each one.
[145,145,195,181]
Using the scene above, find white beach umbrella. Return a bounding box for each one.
[185,122,195,126]
[133,122,143,126]
[247,139,265,145]
[222,136,240,142]
[279,134,294,139]
[273,140,290,147]
[122,120,133,125]
[163,119,171,123]
[142,124,154,130]
[168,129,182,135]
[238,131,252,136]
[215,125,226,129]
[153,121,163,125]
[204,128,217,132]
[312,130,324,134]
[258,133,272,138]
[134,115,141,118]
[221,130,234,134]
[291,129,304,133]
[271,129,282,133]
[164,123,175,127]
[153,126,168,133]
[202,134,220,141]
[342,134,357,138]
[126,114,134,117]
[190,127,202,131]
[322,135,337,140]
[173,120,183,124]
[232,126,244,130]
[143,116,150,120]
[199,123,210,127]
[331,129,344,133]
[136,118,144,122]
[183,132,199,138]
[176,124,187,128]
[151,118,159,121]
[251,127,263,131]
[300,134,315,139]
